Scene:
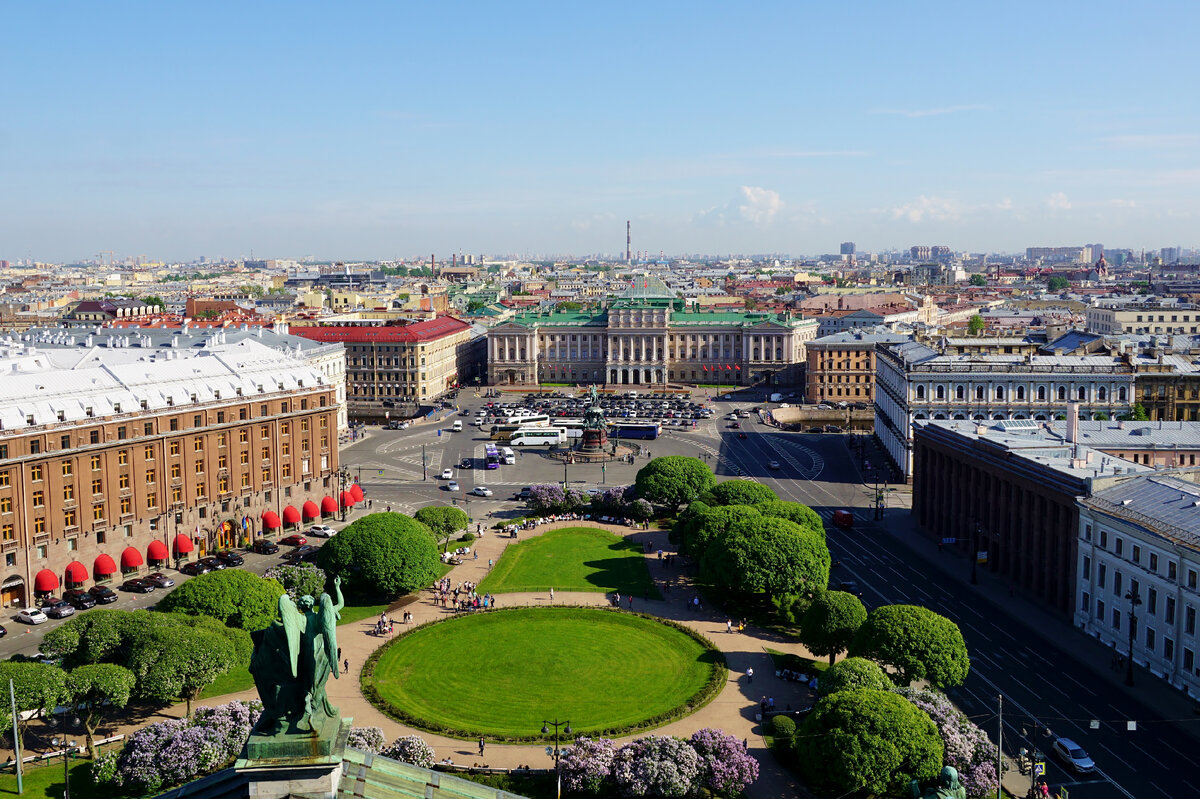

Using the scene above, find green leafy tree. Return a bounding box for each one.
[799,591,868,665]
[1119,403,1150,422]
[263,562,327,600]
[968,274,987,287]
[414,505,470,552]
[465,299,488,313]
[701,516,830,600]
[635,456,716,510]
[849,605,970,688]
[141,295,165,308]
[66,664,136,754]
[816,657,894,698]
[796,688,942,797]
[1093,411,1110,421]
[679,504,761,560]
[555,301,583,311]
[709,481,777,507]
[130,624,240,717]
[1046,276,1069,291]
[754,500,825,538]
[967,314,985,335]
[316,512,439,599]
[0,662,68,751]
[41,609,146,668]
[157,569,285,630]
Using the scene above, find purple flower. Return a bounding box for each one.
[560,737,616,794]
[689,728,760,796]
[894,687,998,798]
[611,735,701,797]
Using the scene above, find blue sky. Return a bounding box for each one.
[2,1,1198,262]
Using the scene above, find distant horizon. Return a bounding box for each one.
[3,2,1198,261]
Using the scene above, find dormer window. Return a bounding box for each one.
[57,411,65,422]
[85,407,94,417]
[113,403,121,413]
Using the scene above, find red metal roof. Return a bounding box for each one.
[290,316,471,344]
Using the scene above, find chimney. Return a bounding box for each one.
[1066,401,1080,443]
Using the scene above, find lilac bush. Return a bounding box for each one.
[611,735,702,797]
[895,688,999,798]
[528,484,566,512]
[597,487,628,511]
[689,728,759,797]
[347,725,386,753]
[381,734,436,768]
[628,498,654,521]
[560,737,617,794]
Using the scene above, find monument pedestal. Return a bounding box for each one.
[235,715,351,799]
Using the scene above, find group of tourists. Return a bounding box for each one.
[430,577,495,613]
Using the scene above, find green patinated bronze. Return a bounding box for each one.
[909,766,967,799]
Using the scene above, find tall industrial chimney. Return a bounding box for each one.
[626,221,631,263]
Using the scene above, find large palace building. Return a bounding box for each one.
[0,336,341,610]
[486,283,819,387]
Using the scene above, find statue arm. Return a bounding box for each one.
[332,575,344,615]
[278,595,303,678]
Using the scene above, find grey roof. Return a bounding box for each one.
[1045,420,1200,449]
[1043,330,1103,352]
[811,329,911,346]
[1086,475,1200,548]
[887,340,940,364]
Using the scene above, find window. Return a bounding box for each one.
[260,425,269,438]
[1148,587,1158,615]
[36,544,46,559]
[0,524,11,541]
[282,463,291,478]
[1058,386,1066,401]
[239,430,249,443]
[63,485,74,501]
[195,483,205,499]
[32,491,44,508]
[144,445,154,460]
[1112,608,1121,630]
[1098,563,1107,589]
[120,497,131,515]
[260,405,268,417]
[145,469,156,484]
[0,498,10,513]
[33,518,45,535]
[1114,571,1123,595]
[193,414,202,427]
[320,436,328,449]
[1187,606,1196,636]
[261,468,270,483]
[195,461,205,474]
[1189,569,1198,590]
[0,472,7,488]
[169,441,180,456]
[281,423,290,435]
[1146,627,1156,652]
[171,487,182,503]
[995,386,1004,400]
[29,441,39,454]
[218,455,227,469]
[1132,545,1141,564]
[60,434,69,448]
[193,437,203,452]
[116,426,126,440]
[1185,648,1195,673]
[1164,637,1174,660]
[916,385,925,399]
[1100,530,1108,548]
[1167,597,1176,624]
[218,433,226,448]
[30,464,42,481]
[1080,591,1090,615]
[64,509,76,527]
[170,418,178,431]
[240,451,249,465]
[241,473,251,488]
[219,476,229,493]
[1150,553,1159,573]
[1116,537,1123,556]
[170,463,181,479]
[0,444,6,459]
[90,454,101,470]
[118,474,129,490]
[93,505,103,522]
[1169,561,1178,582]
[260,446,269,461]
[301,419,309,432]
[144,422,153,435]
[1082,556,1091,580]
[117,451,128,466]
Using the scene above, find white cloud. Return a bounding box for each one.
[738,186,782,226]
[889,195,964,223]
[1046,192,1072,211]
[870,104,989,118]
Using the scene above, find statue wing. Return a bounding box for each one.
[318,593,340,680]
[278,594,303,679]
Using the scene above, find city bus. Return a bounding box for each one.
[484,444,501,469]
[509,427,567,446]
[490,415,551,440]
[610,422,661,440]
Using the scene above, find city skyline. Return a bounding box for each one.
[3,1,1198,262]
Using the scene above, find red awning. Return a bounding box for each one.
[349,484,364,503]
[93,554,117,577]
[34,569,58,593]
[339,491,354,508]
[173,533,195,555]
[282,505,302,525]
[120,546,144,569]
[262,510,281,529]
[147,540,169,561]
[320,496,338,515]
[64,561,88,585]
[302,500,320,520]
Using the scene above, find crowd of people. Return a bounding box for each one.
[430,576,496,613]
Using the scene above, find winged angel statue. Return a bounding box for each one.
[249,576,345,734]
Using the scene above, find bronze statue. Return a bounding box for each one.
[909,766,967,799]
[249,576,345,735]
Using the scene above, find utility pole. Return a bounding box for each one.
[11,679,22,795]
[422,444,427,481]
[996,694,1002,799]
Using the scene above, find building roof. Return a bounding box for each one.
[1045,419,1200,449]
[810,329,911,347]
[1085,475,1200,548]
[291,316,473,343]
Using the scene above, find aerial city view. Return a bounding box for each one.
[1,3,1197,798]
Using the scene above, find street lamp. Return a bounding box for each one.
[337,467,351,522]
[1124,588,1142,686]
[542,718,573,799]
[51,736,78,799]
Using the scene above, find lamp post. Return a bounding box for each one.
[337,467,350,522]
[562,458,568,490]
[1124,588,1142,686]
[51,736,78,799]
[542,718,572,799]
[422,443,428,481]
[970,521,980,585]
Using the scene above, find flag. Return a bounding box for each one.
[725,364,732,371]
[734,364,741,370]
[702,364,708,372]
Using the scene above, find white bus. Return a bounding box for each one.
[509,427,567,446]
[490,414,552,440]
[556,419,585,439]
[501,446,516,465]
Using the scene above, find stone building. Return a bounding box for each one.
[804,329,909,404]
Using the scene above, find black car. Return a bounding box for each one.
[63,589,98,610]
[214,551,244,567]
[198,556,226,571]
[460,459,473,470]
[179,560,213,576]
[42,598,75,619]
[0,625,6,638]
[251,539,280,555]
[284,544,319,562]
[88,585,119,605]
[121,578,156,594]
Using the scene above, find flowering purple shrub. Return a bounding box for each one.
[611,735,702,797]
[628,498,654,521]
[560,737,617,794]
[597,487,628,511]
[347,726,386,753]
[895,688,998,798]
[528,484,566,512]
[381,734,436,768]
[689,728,759,797]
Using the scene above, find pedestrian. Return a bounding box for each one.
[726,619,733,633]
[474,550,478,561]
[627,594,633,610]
[488,558,493,571]
[337,646,342,661]
[343,658,349,675]
[549,587,554,602]
[768,696,775,711]
[738,619,745,633]
[479,737,486,757]
[760,696,768,714]
[746,666,754,683]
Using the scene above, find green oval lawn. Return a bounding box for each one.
[369,607,712,737]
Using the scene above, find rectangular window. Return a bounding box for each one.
[1146,627,1156,652]
[1098,563,1107,589]
[240,451,249,465]
[144,445,154,460]
[1100,530,1108,548]
[171,486,182,503]
[218,455,227,469]
[117,451,128,466]
[1082,556,1090,580]
[241,473,251,488]
[1148,587,1158,615]
[145,469,156,484]
[93,504,103,522]
[260,425,269,438]
[239,429,249,443]
[1132,545,1141,564]
[194,414,202,427]
[1080,591,1090,615]
[1115,537,1123,556]
[169,441,180,456]
[0,498,10,514]
[33,518,45,535]
[60,434,70,449]
[30,464,42,481]
[170,418,178,431]
[1187,606,1197,636]
[282,463,291,478]
[1167,597,1176,624]
[170,463,181,479]
[195,483,205,499]
[1150,553,1159,573]
[260,446,269,460]
[218,433,226,448]
[1169,562,1178,581]
[118,473,129,489]
[1190,569,1198,590]
[0,524,12,541]
[120,497,131,515]
[91,454,101,470]
[1114,571,1123,596]
[261,468,270,483]
[193,437,203,452]
[64,509,76,527]
[32,491,44,508]
[144,422,153,435]
[63,485,74,501]
[116,426,126,440]
[1165,637,1174,660]
[1112,608,1121,630]
[0,472,7,488]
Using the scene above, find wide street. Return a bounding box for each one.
[347,389,1185,799]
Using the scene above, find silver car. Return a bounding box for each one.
[1051,737,1095,773]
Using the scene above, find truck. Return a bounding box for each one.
[769,392,783,403]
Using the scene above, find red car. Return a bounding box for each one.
[279,534,308,547]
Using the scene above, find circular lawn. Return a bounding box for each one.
[365,607,718,739]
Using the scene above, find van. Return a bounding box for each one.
[451,420,463,432]
[769,392,783,403]
[832,510,854,529]
[501,447,516,465]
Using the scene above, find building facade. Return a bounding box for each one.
[1086,300,1200,336]
[804,329,909,404]
[0,340,341,610]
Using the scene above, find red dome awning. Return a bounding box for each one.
[64,561,88,585]
[147,540,169,561]
[339,491,354,508]
[93,554,117,577]
[120,546,144,569]
[34,569,58,593]
[349,484,364,503]
[262,510,281,529]
[320,496,338,515]
[282,505,302,524]
[302,500,320,520]
[173,533,194,555]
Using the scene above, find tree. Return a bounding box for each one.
[316,512,439,599]
[414,505,470,552]
[754,500,825,538]
[157,569,285,630]
[796,688,943,798]
[0,662,68,751]
[849,604,970,688]
[465,299,488,313]
[1093,411,1110,421]
[689,728,760,797]
[701,516,830,599]
[560,737,617,795]
[1046,276,1070,291]
[67,664,136,754]
[679,504,761,560]
[894,687,1000,798]
[263,562,327,600]
[129,624,240,717]
[817,657,894,697]
[635,456,716,510]
[142,295,166,308]
[967,314,985,335]
[556,301,583,311]
[611,735,702,797]
[969,274,987,287]
[381,735,436,768]
[41,609,143,668]
[1119,403,1150,422]
[709,481,777,507]
[799,591,868,665]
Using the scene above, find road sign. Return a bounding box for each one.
[1032,760,1045,779]
[941,538,957,545]
[377,470,385,477]
[976,550,989,564]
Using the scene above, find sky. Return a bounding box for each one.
[2,1,1198,262]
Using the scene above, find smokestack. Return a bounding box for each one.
[626,220,631,263]
[1066,401,1080,443]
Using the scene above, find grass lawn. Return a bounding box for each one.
[765,648,829,674]
[478,526,659,598]
[199,663,253,699]
[337,602,390,627]
[0,758,130,799]
[368,607,713,737]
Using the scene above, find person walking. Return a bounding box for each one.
[726,619,733,633]
[549,587,555,602]
[746,666,754,683]
[479,738,486,757]
[343,658,350,675]
[488,558,493,571]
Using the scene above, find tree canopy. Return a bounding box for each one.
[67,664,136,754]
[700,515,830,599]
[677,504,761,560]
[709,481,777,507]
[816,657,894,698]
[754,500,825,538]
[799,590,868,664]
[635,456,715,509]
[1046,276,1070,291]
[849,604,970,688]
[0,662,68,750]
[796,688,943,797]
[316,512,440,599]
[967,314,985,334]
[157,569,285,630]
[263,562,328,600]
[129,623,240,717]
[414,505,470,551]
[968,274,987,287]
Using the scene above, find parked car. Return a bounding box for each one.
[279,534,308,547]
[285,544,319,562]
[440,468,454,480]
[0,625,6,637]
[88,585,119,604]
[197,556,226,571]
[179,560,213,576]
[17,608,48,625]
[1052,737,1095,773]
[215,550,245,567]
[737,432,748,439]
[832,510,855,529]
[767,461,781,470]
[63,589,98,609]
[145,572,176,588]
[446,480,460,492]
[471,486,493,497]
[121,578,156,594]
[306,525,336,538]
[460,459,473,469]
[251,539,280,555]
[42,599,75,619]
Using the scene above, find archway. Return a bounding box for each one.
[1,575,24,609]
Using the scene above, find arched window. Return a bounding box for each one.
[952,413,967,420]
[1098,387,1107,401]
[933,413,947,420]
[975,386,985,400]
[1057,387,1066,401]
[916,385,926,399]
[1038,386,1047,401]
[936,385,945,400]
[914,412,928,420]
[1014,413,1027,419]
[993,413,1007,420]
[1034,413,1047,420]
[995,386,1005,400]
[956,385,965,400]
[973,413,986,420]
[1078,386,1087,400]
[1016,386,1026,400]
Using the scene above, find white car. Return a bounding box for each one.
[441,468,454,480]
[471,486,493,497]
[447,481,460,492]
[307,525,336,538]
[17,608,48,625]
